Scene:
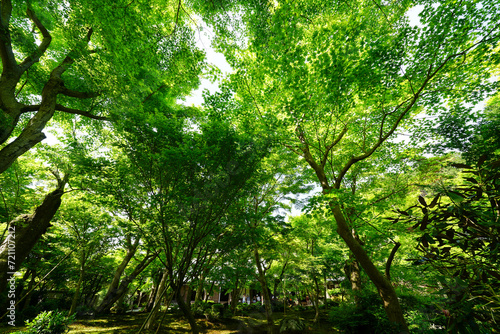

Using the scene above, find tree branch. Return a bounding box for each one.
[0,0,17,71]
[20,7,52,73]
[59,87,100,99]
[55,104,109,121]
[385,242,401,281]
[320,125,348,168]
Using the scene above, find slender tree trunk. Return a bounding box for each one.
[205,281,215,302]
[21,270,36,311]
[0,176,67,293]
[312,278,320,323]
[230,277,240,315]
[253,247,274,334]
[69,252,86,316]
[194,273,205,302]
[331,204,409,333]
[344,256,362,305]
[144,269,168,330]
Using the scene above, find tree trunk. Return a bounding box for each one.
[344,256,362,305]
[97,238,138,309]
[96,251,157,314]
[194,273,205,302]
[21,269,36,311]
[69,252,86,316]
[331,204,409,333]
[144,269,168,330]
[205,281,215,302]
[176,286,199,334]
[253,247,274,334]
[0,177,67,294]
[312,278,320,323]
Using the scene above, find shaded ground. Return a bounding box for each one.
[1,308,338,333]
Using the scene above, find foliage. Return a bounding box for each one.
[15,310,75,334]
[424,92,500,165]
[279,317,306,334]
[397,157,500,332]
[329,290,393,334]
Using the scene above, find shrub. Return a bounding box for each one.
[279,317,305,334]
[191,300,212,318]
[17,310,75,334]
[328,290,395,334]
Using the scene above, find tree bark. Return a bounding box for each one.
[69,251,86,316]
[144,269,168,330]
[230,277,240,315]
[0,6,99,174]
[194,273,205,302]
[101,237,139,298]
[331,204,409,333]
[176,285,199,334]
[96,250,158,314]
[344,256,362,304]
[0,175,67,293]
[253,247,274,334]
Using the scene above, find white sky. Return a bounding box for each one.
[181,21,233,107]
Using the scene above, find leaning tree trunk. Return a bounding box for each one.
[96,238,138,310]
[0,175,67,294]
[331,204,409,333]
[96,251,157,314]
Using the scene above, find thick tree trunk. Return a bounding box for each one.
[253,247,274,334]
[176,286,199,334]
[331,204,409,333]
[0,177,67,293]
[96,250,157,314]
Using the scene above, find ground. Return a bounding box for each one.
[1,307,339,333]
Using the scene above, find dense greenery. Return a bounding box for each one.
[1,0,499,333]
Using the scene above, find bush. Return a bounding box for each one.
[191,300,212,318]
[17,310,75,334]
[236,302,261,315]
[319,299,339,309]
[279,317,306,334]
[328,290,394,334]
[271,301,285,312]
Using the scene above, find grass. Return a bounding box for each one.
[0,307,339,333]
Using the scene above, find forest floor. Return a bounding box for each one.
[1,307,339,333]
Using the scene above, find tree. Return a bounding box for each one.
[54,196,115,315]
[211,0,500,330]
[0,0,204,174]
[115,107,269,333]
